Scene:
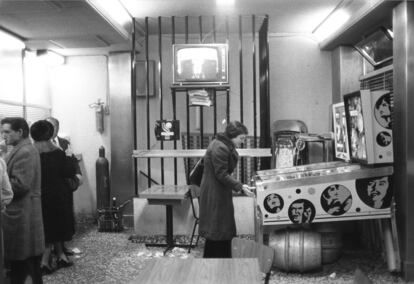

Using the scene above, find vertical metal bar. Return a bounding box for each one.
[172,90,177,184]
[199,105,204,148]
[393,4,414,279]
[172,16,177,185]
[166,205,173,246]
[238,15,245,182]
[184,16,191,182]
[186,90,190,182]
[131,19,138,195]
[213,91,217,136]
[21,49,27,118]
[252,15,258,171]
[199,15,203,42]
[213,15,217,135]
[158,16,165,185]
[199,16,204,147]
[145,17,151,188]
[239,15,244,124]
[185,16,188,43]
[225,16,230,123]
[258,15,271,170]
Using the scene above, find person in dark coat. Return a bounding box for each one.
[198,121,254,258]
[30,120,77,273]
[46,116,83,255]
[1,117,45,284]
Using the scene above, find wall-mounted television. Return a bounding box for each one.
[173,43,228,85]
[344,90,393,165]
[332,102,350,161]
[354,27,393,67]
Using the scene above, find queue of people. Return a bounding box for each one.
[1,116,82,284]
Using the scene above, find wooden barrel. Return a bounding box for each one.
[269,228,321,272]
[320,231,343,264]
[315,223,343,264]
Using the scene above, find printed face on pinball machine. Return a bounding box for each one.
[253,161,393,226]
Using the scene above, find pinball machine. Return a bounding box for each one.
[252,89,399,272]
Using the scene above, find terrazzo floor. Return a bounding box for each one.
[39,224,408,284]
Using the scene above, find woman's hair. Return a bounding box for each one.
[376,94,391,109]
[30,120,54,142]
[224,121,248,139]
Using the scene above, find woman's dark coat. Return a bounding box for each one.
[39,148,76,243]
[198,133,243,241]
[2,138,45,260]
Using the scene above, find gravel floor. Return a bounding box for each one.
[41,224,408,284]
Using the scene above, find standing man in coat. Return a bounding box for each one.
[198,121,254,258]
[1,117,44,284]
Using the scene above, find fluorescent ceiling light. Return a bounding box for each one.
[216,0,235,6]
[36,50,65,66]
[86,0,131,39]
[313,10,350,42]
[0,30,25,50]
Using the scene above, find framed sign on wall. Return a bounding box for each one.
[136,60,156,97]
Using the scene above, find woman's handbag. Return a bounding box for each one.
[189,158,204,186]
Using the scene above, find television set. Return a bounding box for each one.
[354,27,393,67]
[344,90,393,165]
[173,43,228,85]
[332,102,350,161]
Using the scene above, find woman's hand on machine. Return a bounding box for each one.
[241,184,255,197]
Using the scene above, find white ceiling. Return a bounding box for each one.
[0,0,379,56]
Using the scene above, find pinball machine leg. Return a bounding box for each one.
[383,197,401,272]
[255,205,264,244]
[381,216,401,272]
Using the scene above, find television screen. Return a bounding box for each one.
[173,44,228,85]
[344,92,367,163]
[354,28,393,67]
[332,102,350,161]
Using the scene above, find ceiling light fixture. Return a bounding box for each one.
[0,29,25,50]
[312,1,351,43]
[216,0,235,6]
[86,0,132,40]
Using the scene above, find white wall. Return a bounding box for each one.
[269,35,333,134]
[49,56,111,216]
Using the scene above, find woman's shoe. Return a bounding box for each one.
[57,258,74,269]
[63,247,74,256]
[40,265,55,275]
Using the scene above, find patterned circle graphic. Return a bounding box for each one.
[288,199,315,224]
[376,131,392,147]
[321,184,352,216]
[263,193,284,214]
[355,176,393,209]
[374,93,392,129]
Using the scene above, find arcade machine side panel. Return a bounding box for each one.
[255,165,393,226]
